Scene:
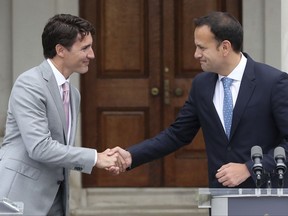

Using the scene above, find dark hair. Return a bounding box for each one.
[194,11,243,52]
[42,14,96,59]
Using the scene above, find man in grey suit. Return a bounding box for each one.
[0,14,123,216]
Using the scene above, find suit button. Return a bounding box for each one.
[227,146,232,151]
[74,167,83,171]
[57,180,62,185]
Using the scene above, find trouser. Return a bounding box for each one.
[47,183,64,216]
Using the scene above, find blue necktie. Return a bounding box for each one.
[222,77,233,138]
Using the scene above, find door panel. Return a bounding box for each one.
[99,0,147,78]
[80,0,241,187]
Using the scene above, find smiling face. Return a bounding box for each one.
[57,33,95,78]
[194,25,225,74]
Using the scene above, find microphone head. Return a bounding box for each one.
[251,145,263,160]
[274,146,286,161]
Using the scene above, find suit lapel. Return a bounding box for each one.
[205,74,227,137]
[40,60,69,143]
[230,55,256,139]
[69,86,78,146]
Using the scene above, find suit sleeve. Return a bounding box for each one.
[265,72,288,170]
[245,72,288,178]
[128,80,201,169]
[9,72,95,174]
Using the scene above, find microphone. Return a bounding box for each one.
[251,146,263,188]
[274,146,287,187]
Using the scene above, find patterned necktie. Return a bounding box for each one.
[62,82,70,131]
[222,77,233,138]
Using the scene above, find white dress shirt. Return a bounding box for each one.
[213,53,247,129]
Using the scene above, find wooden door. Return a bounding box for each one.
[80,0,242,187]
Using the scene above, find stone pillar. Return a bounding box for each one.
[243,0,288,72]
[280,0,288,72]
[0,0,12,138]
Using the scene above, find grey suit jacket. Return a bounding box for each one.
[0,60,95,215]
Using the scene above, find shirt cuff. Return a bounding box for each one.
[94,149,97,166]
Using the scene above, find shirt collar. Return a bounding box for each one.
[47,59,69,86]
[218,53,247,82]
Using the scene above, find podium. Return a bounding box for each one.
[0,198,23,215]
[198,188,288,216]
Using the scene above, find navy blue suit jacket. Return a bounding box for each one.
[128,53,288,188]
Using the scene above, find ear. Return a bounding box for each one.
[55,44,66,58]
[221,40,232,56]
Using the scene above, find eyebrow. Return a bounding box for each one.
[82,44,91,50]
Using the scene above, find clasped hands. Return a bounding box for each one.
[95,147,131,175]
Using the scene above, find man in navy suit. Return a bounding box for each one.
[111,11,288,188]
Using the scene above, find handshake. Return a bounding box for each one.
[95,147,132,175]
